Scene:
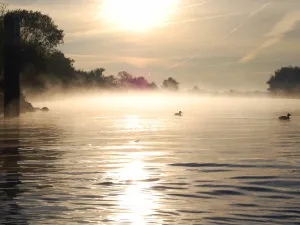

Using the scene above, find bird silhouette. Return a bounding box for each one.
[279,113,291,120]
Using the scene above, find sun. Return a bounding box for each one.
[100,0,179,32]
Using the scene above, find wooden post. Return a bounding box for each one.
[3,14,21,118]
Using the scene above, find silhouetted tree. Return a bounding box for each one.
[0,4,160,96]
[149,82,158,90]
[188,85,201,93]
[115,71,156,90]
[42,50,75,88]
[162,77,179,91]
[46,51,74,76]
[131,76,149,89]
[86,68,106,88]
[267,66,300,94]
[117,71,133,85]
[7,9,64,53]
[0,8,64,92]
[104,75,118,88]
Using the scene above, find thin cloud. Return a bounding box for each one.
[66,54,169,68]
[65,53,96,59]
[183,0,214,9]
[239,38,280,63]
[167,12,243,26]
[66,28,118,38]
[240,10,300,63]
[120,56,162,68]
[249,2,271,19]
[227,2,271,38]
[169,58,192,69]
[169,2,270,69]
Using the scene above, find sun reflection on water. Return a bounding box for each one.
[125,115,143,130]
[117,183,157,225]
[105,114,166,223]
[108,158,159,224]
[113,115,164,133]
[119,160,146,181]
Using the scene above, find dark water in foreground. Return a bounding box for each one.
[1,97,300,225]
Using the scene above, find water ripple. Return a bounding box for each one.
[1,101,300,224]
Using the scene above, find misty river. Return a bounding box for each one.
[1,95,300,224]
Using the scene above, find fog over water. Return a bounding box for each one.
[1,94,300,224]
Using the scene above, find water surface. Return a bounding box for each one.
[1,96,300,224]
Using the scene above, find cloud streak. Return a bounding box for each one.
[240,10,300,63]
[226,2,271,38]
[167,12,243,26]
[169,2,270,69]
[183,0,214,9]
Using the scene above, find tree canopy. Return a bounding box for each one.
[6,9,64,53]
[162,77,180,91]
[267,66,300,95]
[0,6,65,91]
[0,5,162,95]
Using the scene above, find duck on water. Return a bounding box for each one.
[279,113,291,120]
[175,111,182,117]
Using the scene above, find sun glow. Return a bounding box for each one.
[100,0,179,31]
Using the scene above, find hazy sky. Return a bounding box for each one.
[4,0,300,90]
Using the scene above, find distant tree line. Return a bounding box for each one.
[2,4,300,100]
[0,5,180,96]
